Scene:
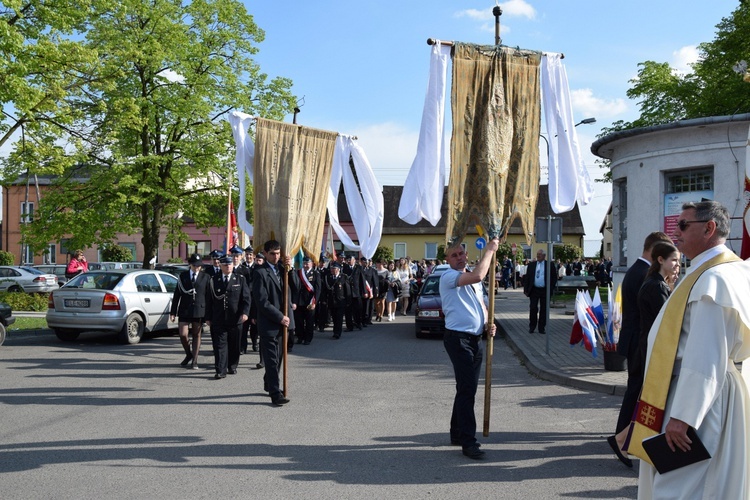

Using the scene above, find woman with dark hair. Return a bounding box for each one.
[65,250,88,279]
[608,241,680,466]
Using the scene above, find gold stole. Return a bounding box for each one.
[625,251,741,464]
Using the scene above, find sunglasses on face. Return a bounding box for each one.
[677,219,710,231]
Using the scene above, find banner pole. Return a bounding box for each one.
[483,251,496,437]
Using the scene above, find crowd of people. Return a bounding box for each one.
[169,246,449,404]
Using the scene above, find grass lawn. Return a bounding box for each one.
[8,317,48,331]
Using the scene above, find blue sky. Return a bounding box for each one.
[246,0,740,254]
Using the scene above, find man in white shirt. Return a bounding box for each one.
[522,250,556,334]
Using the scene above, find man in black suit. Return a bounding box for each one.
[609,231,671,464]
[203,249,223,277]
[205,255,250,379]
[293,256,320,345]
[229,245,254,355]
[324,262,351,339]
[252,239,295,406]
[170,253,210,370]
[522,249,557,334]
[360,257,378,326]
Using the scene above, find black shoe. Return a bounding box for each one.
[180,354,193,366]
[303,341,311,345]
[462,445,485,459]
[251,343,258,352]
[333,334,341,339]
[272,395,290,406]
[607,435,633,467]
[214,373,226,379]
[345,328,354,332]
[528,328,535,334]
[539,329,546,334]
[255,363,264,369]
[296,337,303,344]
[228,369,237,375]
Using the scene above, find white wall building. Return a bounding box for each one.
[592,113,749,278]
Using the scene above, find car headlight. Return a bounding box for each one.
[418,310,440,318]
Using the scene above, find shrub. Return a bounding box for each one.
[0,291,50,312]
[372,245,394,264]
[166,257,184,264]
[102,245,133,262]
[0,251,14,266]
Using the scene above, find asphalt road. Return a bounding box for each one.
[0,317,638,499]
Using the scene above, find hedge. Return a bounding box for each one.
[0,292,50,312]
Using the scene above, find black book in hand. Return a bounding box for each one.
[642,426,711,474]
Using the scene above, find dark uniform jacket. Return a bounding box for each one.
[617,259,649,358]
[325,273,351,307]
[252,262,295,337]
[294,267,321,308]
[205,272,251,326]
[349,264,366,298]
[170,269,210,320]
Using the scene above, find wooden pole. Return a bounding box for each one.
[483,252,496,437]
[282,252,289,397]
[226,184,232,251]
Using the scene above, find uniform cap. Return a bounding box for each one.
[187,253,202,264]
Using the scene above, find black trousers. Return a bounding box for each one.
[260,332,282,399]
[331,304,345,337]
[528,287,547,332]
[294,306,315,343]
[210,322,241,375]
[443,330,483,448]
[346,296,362,329]
[616,341,645,432]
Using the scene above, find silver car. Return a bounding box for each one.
[0,266,59,293]
[46,269,179,344]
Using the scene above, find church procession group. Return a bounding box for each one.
[169,242,427,407]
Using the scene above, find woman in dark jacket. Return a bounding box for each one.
[170,253,210,369]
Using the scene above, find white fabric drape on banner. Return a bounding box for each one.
[541,52,594,213]
[327,135,384,259]
[228,111,255,237]
[398,41,451,226]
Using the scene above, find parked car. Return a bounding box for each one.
[414,271,489,338]
[46,269,179,344]
[87,261,143,271]
[0,302,16,346]
[33,264,70,287]
[0,266,59,293]
[154,264,189,278]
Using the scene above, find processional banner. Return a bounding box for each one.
[447,43,541,246]
[253,118,337,259]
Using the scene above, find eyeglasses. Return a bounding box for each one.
[677,219,710,231]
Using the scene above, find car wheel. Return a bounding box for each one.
[55,329,80,342]
[0,323,6,345]
[119,313,144,344]
[7,285,22,293]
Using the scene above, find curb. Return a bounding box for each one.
[499,321,626,396]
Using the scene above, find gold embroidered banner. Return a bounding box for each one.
[253,118,337,258]
[447,43,541,246]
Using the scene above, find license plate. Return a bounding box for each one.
[64,299,90,308]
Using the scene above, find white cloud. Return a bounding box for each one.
[499,0,536,19]
[671,45,700,74]
[570,88,628,120]
[455,1,535,21]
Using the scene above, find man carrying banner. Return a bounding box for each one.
[630,201,750,499]
[440,237,499,460]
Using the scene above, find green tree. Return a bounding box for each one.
[553,243,581,263]
[597,2,750,181]
[1,0,296,267]
[101,244,132,262]
[372,245,394,264]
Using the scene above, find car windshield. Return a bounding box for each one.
[64,272,124,290]
[20,266,43,275]
[420,276,441,295]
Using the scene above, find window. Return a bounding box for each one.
[135,273,162,292]
[21,244,33,264]
[20,202,34,224]
[46,244,57,264]
[666,168,713,193]
[191,241,211,257]
[119,243,137,261]
[424,242,438,260]
[159,273,178,293]
[616,180,628,267]
[394,243,406,260]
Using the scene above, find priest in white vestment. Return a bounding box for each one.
[637,201,750,499]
